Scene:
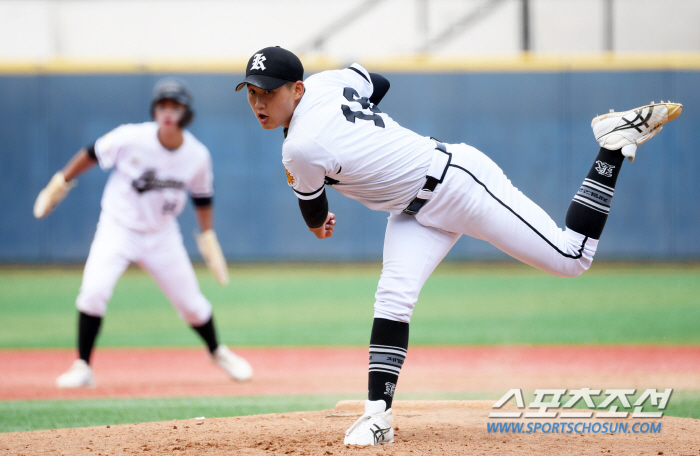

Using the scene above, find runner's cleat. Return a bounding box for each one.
[55,359,95,388]
[212,345,253,381]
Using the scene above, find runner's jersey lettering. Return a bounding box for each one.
[94,122,213,232]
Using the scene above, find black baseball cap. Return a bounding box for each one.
[235,46,304,92]
[152,77,192,107]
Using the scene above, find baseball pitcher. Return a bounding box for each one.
[235,46,681,445]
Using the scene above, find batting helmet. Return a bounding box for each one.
[150,77,194,127]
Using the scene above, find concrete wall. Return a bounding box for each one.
[1,69,698,262]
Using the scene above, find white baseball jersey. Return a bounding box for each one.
[78,121,215,325]
[282,64,598,325]
[283,63,435,213]
[94,122,213,232]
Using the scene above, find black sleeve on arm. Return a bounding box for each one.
[298,188,329,229]
[369,73,390,106]
[85,143,98,161]
[192,196,213,207]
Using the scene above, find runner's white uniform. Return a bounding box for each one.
[283,64,598,323]
[77,122,214,325]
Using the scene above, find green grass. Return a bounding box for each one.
[1,262,699,348]
[660,391,700,419]
[521,389,699,420]
[0,394,346,433]
[2,390,698,433]
[414,262,700,345]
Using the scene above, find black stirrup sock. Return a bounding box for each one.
[565,147,625,239]
[78,311,102,364]
[191,316,219,354]
[367,317,409,410]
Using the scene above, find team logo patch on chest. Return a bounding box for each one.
[132,169,185,193]
[285,167,297,187]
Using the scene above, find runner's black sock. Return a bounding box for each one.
[368,318,409,410]
[78,311,102,364]
[192,316,219,354]
[565,147,625,239]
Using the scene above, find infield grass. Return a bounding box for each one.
[0,394,343,433]
[2,391,699,433]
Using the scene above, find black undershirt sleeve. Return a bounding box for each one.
[298,188,329,228]
[368,73,390,105]
[85,143,98,161]
[192,196,213,207]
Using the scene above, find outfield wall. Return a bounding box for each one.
[1,68,699,262]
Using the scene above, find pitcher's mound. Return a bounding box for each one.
[3,400,699,455]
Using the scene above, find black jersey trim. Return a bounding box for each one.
[347,66,370,83]
[449,164,587,260]
[293,183,325,197]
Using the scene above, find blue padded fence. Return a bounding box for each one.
[1,70,698,262]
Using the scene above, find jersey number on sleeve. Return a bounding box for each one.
[162,200,178,215]
[341,87,385,128]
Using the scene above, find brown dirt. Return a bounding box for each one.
[2,401,698,455]
[2,346,700,455]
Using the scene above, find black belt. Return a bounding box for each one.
[403,142,446,215]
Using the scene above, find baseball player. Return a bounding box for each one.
[34,78,253,388]
[236,46,681,445]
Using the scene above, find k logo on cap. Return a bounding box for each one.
[236,46,304,92]
[251,53,266,71]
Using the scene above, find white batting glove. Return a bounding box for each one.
[33,172,77,219]
[195,229,229,285]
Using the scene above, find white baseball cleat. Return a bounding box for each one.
[212,345,253,381]
[591,101,682,163]
[55,359,95,388]
[344,400,394,446]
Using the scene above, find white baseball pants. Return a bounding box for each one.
[76,216,213,326]
[374,143,598,323]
